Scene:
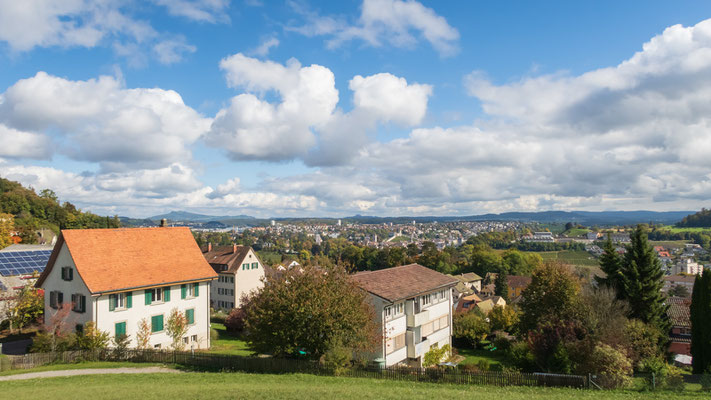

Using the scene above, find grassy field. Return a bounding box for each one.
[535,250,600,267]
[0,370,706,399]
[562,228,591,237]
[456,346,508,371]
[208,322,253,356]
[256,251,282,265]
[659,226,711,233]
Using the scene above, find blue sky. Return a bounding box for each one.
[1,0,711,217]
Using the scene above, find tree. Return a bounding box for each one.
[166,308,189,350]
[596,235,624,295]
[494,269,510,302]
[668,284,690,298]
[76,321,110,351]
[453,311,489,347]
[519,262,580,332]
[5,285,44,333]
[136,318,151,350]
[423,344,451,367]
[691,272,711,373]
[620,226,670,336]
[488,305,519,333]
[244,265,378,359]
[0,212,14,249]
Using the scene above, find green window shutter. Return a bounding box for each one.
[109,294,116,311]
[69,268,73,280]
[193,282,199,297]
[126,292,132,309]
[163,286,171,302]
[186,309,194,325]
[252,262,257,269]
[115,322,126,337]
[151,315,164,332]
[145,290,152,305]
[181,284,187,299]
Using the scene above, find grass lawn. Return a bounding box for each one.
[658,226,711,234]
[0,361,166,376]
[535,250,599,267]
[208,322,253,356]
[0,370,706,399]
[563,228,591,237]
[256,251,282,265]
[456,346,509,371]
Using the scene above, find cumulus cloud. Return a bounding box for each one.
[288,0,459,56]
[152,0,231,23]
[251,37,280,57]
[206,53,431,164]
[0,0,196,65]
[0,72,210,171]
[0,124,52,160]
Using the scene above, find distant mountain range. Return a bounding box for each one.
[120,210,694,227]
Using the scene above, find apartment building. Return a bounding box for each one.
[36,227,217,349]
[352,264,458,368]
[202,244,265,310]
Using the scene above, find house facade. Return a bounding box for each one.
[203,244,265,310]
[352,264,458,368]
[36,227,217,350]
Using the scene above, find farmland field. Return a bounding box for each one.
[534,250,599,267]
[0,370,706,399]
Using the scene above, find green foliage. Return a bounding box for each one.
[489,305,519,333]
[668,284,690,298]
[519,262,580,332]
[677,208,711,227]
[691,272,711,373]
[320,341,353,376]
[112,334,131,358]
[75,322,110,351]
[0,212,14,249]
[494,269,510,301]
[700,370,711,391]
[136,318,151,350]
[5,284,44,332]
[423,344,451,367]
[30,331,77,353]
[585,343,632,389]
[507,340,535,371]
[626,320,665,368]
[596,236,624,294]
[166,308,189,350]
[665,366,685,392]
[243,265,378,359]
[453,311,489,347]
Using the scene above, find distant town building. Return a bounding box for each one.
[672,258,703,276]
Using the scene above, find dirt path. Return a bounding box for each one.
[0,366,181,381]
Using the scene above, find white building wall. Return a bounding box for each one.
[41,242,93,328]
[234,249,265,308]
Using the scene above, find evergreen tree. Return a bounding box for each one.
[691,273,711,374]
[596,235,624,295]
[495,269,510,302]
[621,226,670,335]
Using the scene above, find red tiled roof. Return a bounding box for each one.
[36,227,217,294]
[202,245,256,274]
[667,297,691,328]
[507,275,532,289]
[352,264,458,302]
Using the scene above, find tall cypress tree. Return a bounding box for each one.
[621,226,670,334]
[596,234,624,295]
[691,272,711,373]
[495,269,510,302]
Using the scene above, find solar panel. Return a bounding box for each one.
[0,249,52,276]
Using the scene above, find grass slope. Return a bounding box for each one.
[208,322,253,356]
[0,371,705,399]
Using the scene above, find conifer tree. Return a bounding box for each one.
[495,269,510,302]
[621,226,670,335]
[596,234,624,295]
[691,273,711,373]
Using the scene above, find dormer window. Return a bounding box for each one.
[61,267,73,281]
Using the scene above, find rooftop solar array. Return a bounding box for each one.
[0,250,52,276]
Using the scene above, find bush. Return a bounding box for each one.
[423,344,451,367]
[585,343,632,389]
[30,331,77,353]
[320,343,352,376]
[476,359,490,371]
[453,311,489,347]
[700,371,711,392]
[507,341,535,371]
[493,335,512,352]
[210,327,218,342]
[211,309,228,324]
[665,366,685,392]
[224,307,247,333]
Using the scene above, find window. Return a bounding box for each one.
[386,333,406,354]
[183,337,189,344]
[109,292,132,311]
[71,293,86,313]
[251,262,258,269]
[191,335,198,342]
[154,344,161,349]
[186,308,195,325]
[145,287,169,305]
[230,277,234,283]
[229,289,234,296]
[230,302,234,309]
[151,314,164,333]
[242,263,249,270]
[385,306,392,318]
[61,267,73,281]
[421,294,431,307]
[50,291,64,309]
[115,322,127,338]
[181,283,199,299]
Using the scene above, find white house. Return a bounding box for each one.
[36,227,217,349]
[352,264,458,368]
[672,258,703,276]
[202,244,265,310]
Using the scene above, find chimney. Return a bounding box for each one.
[160,218,167,227]
[233,244,238,253]
[208,242,212,252]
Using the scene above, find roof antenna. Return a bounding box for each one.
[160,218,167,227]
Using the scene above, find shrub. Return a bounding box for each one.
[700,370,711,392]
[224,307,247,333]
[507,341,535,371]
[476,359,490,371]
[210,327,219,342]
[423,344,451,368]
[112,334,131,360]
[586,343,632,389]
[30,331,76,353]
[320,342,352,376]
[493,335,512,352]
[75,322,110,352]
[453,311,489,347]
[166,308,189,350]
[665,366,685,392]
[210,309,228,324]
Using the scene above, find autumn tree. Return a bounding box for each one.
[489,305,519,333]
[453,310,489,347]
[0,212,14,249]
[4,284,44,333]
[166,308,189,350]
[243,265,378,359]
[136,318,151,350]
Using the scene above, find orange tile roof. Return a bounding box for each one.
[352,264,458,302]
[36,227,217,294]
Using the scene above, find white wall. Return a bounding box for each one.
[40,242,92,329]
[211,248,265,309]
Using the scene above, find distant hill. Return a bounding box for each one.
[148,210,256,225]
[677,208,711,227]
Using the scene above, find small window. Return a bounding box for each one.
[251,262,258,269]
[61,267,73,281]
[230,277,234,283]
[115,321,127,338]
[71,293,86,313]
[191,335,198,342]
[242,263,249,270]
[183,337,189,344]
[186,308,195,325]
[154,344,161,349]
[151,314,164,333]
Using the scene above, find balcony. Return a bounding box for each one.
[406,309,429,328]
[406,330,430,358]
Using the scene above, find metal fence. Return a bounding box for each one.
[1,349,588,389]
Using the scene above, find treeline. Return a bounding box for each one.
[466,231,586,251]
[677,208,711,228]
[0,177,120,245]
[648,226,711,248]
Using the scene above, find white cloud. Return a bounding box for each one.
[251,37,280,57]
[289,0,459,56]
[0,72,210,171]
[350,73,431,125]
[0,124,52,160]
[0,0,196,65]
[152,0,230,23]
[153,37,197,64]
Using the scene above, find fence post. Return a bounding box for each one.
[652,372,655,391]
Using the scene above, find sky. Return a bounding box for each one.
[1,1,711,218]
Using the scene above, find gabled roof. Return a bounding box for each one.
[352,263,458,303]
[36,227,217,294]
[202,245,255,273]
[667,297,691,328]
[454,272,482,282]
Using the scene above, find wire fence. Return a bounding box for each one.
[1,349,589,388]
